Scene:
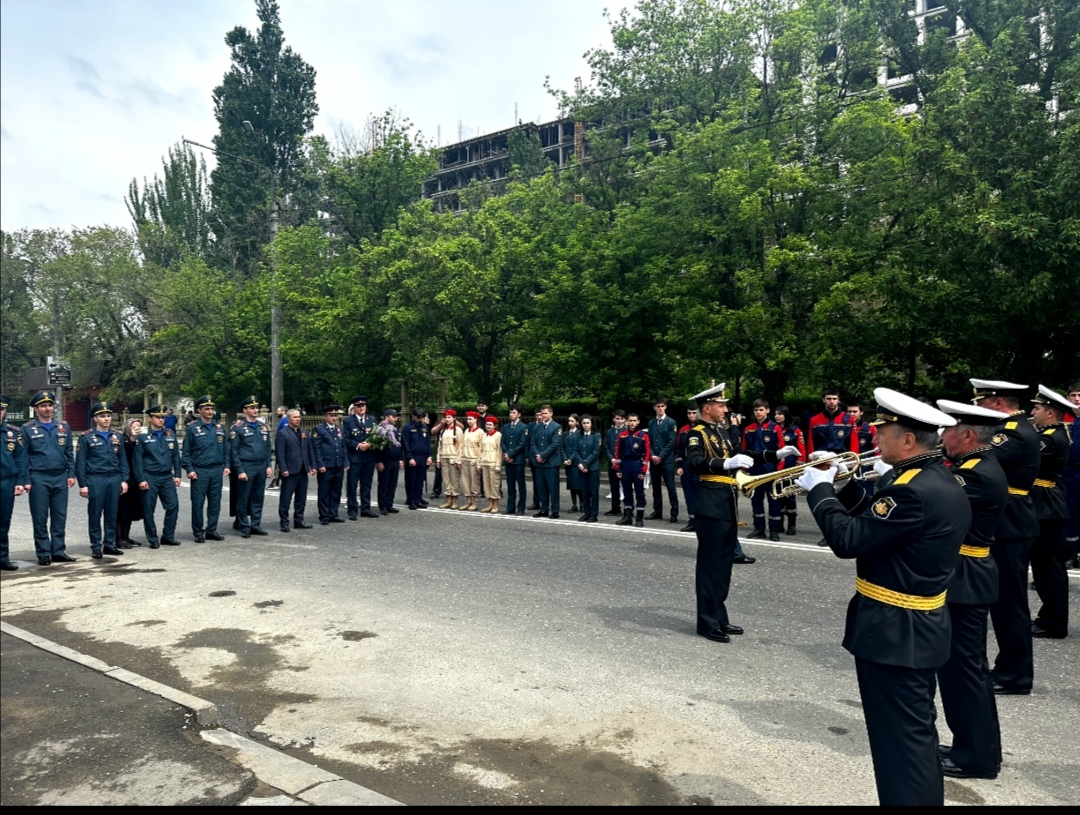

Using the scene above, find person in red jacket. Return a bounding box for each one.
[849,401,879,498]
[774,405,805,535]
[612,413,651,527]
[808,388,859,457]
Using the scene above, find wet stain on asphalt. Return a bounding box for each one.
[208,590,237,597]
[100,568,168,575]
[253,600,283,608]
[827,726,849,735]
[128,620,168,627]
[945,779,985,805]
[340,630,377,642]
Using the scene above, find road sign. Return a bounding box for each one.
[46,357,71,386]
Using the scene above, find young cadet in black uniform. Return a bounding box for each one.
[971,378,1041,694]
[134,403,183,548]
[312,405,347,524]
[181,395,231,542]
[684,384,797,643]
[230,396,273,538]
[75,401,129,558]
[797,388,969,806]
[402,408,432,510]
[1,395,30,570]
[21,390,77,565]
[1028,385,1073,639]
[935,399,1010,781]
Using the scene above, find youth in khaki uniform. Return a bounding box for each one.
[459,411,484,511]
[479,417,502,513]
[437,410,463,509]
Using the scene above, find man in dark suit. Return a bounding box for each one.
[529,405,563,518]
[501,404,529,515]
[276,409,315,532]
[647,398,679,523]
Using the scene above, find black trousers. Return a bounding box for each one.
[404,461,427,506]
[855,658,943,806]
[378,461,400,510]
[651,458,679,516]
[1031,518,1069,635]
[989,537,1035,689]
[608,467,622,511]
[235,466,267,532]
[937,602,1001,774]
[278,472,309,527]
[317,467,344,521]
[346,455,376,517]
[680,471,698,518]
[535,467,559,514]
[505,463,526,512]
[694,516,736,632]
[580,469,600,519]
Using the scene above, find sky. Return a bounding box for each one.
[0,0,630,232]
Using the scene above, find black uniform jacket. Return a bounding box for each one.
[946,448,1006,606]
[684,421,780,521]
[1031,423,1070,522]
[989,413,1040,541]
[807,451,970,669]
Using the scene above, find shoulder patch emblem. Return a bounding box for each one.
[954,475,966,487]
[229,431,236,440]
[991,433,1007,446]
[688,437,700,446]
[871,496,897,520]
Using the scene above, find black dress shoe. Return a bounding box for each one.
[604,508,621,516]
[250,528,269,536]
[379,509,388,516]
[680,522,695,532]
[329,517,346,523]
[940,756,998,780]
[938,744,952,758]
[1,560,18,571]
[38,557,52,566]
[646,511,663,520]
[193,536,205,543]
[516,510,525,516]
[550,513,560,520]
[102,545,124,555]
[160,538,181,546]
[733,554,757,564]
[206,533,225,541]
[127,538,143,547]
[578,514,589,522]
[92,551,103,560]
[698,629,730,643]
[361,511,380,518]
[116,540,132,550]
[746,529,766,540]
[585,517,597,523]
[817,537,829,547]
[533,511,549,518]
[1031,623,1067,639]
[419,501,429,508]
[52,553,78,563]
[720,624,744,635]
[408,504,418,510]
[240,530,251,539]
[387,507,399,513]
[320,520,330,525]
[294,522,312,529]
[668,516,680,524]
[280,526,291,533]
[993,682,1030,695]
[348,515,358,521]
[149,541,161,549]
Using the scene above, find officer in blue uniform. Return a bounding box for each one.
[134,403,182,548]
[798,388,969,806]
[75,401,128,558]
[313,404,347,524]
[376,409,403,514]
[647,399,680,523]
[401,408,431,510]
[181,395,231,543]
[500,404,529,515]
[1,395,30,570]
[275,408,315,532]
[613,413,651,527]
[741,399,783,541]
[21,390,77,565]
[342,396,379,519]
[529,405,563,518]
[604,411,627,517]
[574,414,602,522]
[230,396,273,538]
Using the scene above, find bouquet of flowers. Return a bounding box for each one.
[366,428,390,451]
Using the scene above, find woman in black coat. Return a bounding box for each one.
[116,418,145,547]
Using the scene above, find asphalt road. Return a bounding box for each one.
[1,480,1077,805]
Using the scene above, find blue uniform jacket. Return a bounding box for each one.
[2,422,30,482]
[134,429,181,480]
[605,425,622,465]
[647,415,678,461]
[342,413,377,462]
[21,419,75,477]
[275,425,315,476]
[181,421,231,472]
[575,432,601,472]
[76,429,128,484]
[741,420,782,475]
[230,421,272,474]
[529,421,563,468]
[401,421,431,461]
[311,423,347,469]
[500,420,529,464]
[561,428,579,464]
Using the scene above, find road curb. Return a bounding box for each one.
[0,621,404,806]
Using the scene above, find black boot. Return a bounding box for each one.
[635,510,644,528]
[786,517,797,535]
[604,505,622,516]
[617,508,634,526]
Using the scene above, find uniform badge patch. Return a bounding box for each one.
[58,437,66,445]
[991,433,1007,446]
[954,475,966,487]
[837,429,846,437]
[6,443,13,451]
[229,431,236,440]
[871,496,897,520]
[688,437,700,446]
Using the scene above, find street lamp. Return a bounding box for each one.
[182,136,283,418]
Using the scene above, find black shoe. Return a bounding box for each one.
[816,537,829,547]
[578,514,589,522]
[646,511,663,521]
[92,551,103,560]
[570,505,579,513]
[250,528,268,536]
[747,529,766,540]
[419,502,430,508]
[769,530,780,542]
[280,526,291,533]
[516,510,525,516]
[102,545,124,555]
[193,536,205,543]
[720,624,744,635]
[733,554,757,565]
[786,524,797,536]
[116,540,132,550]
[1,560,18,571]
[680,522,695,532]
[585,517,597,523]
[127,538,143,547]
[149,541,161,549]
[668,516,680,524]
[617,509,634,526]
[38,557,52,566]
[379,509,388,516]
[533,511,549,518]
[993,682,1030,695]
[530,504,540,511]
[160,538,181,546]
[387,507,399,513]
[501,509,516,515]
[938,744,952,758]
[604,508,621,517]
[329,517,346,523]
[348,515,358,521]
[295,522,312,529]
[429,492,441,499]
[240,530,251,539]
[320,520,330,525]
[361,511,380,518]
[1031,623,1067,639]
[206,533,225,541]
[635,510,644,528]
[698,629,730,643]
[408,504,418,510]
[52,553,78,563]
[940,756,998,780]
[550,513,560,520]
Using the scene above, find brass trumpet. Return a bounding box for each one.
[734,451,880,499]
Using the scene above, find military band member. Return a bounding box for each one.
[501,405,529,515]
[75,401,128,558]
[1066,383,1080,569]
[685,384,797,644]
[230,396,273,538]
[313,405,347,524]
[612,413,651,527]
[275,409,315,532]
[181,395,230,542]
[647,399,679,523]
[971,378,1041,695]
[1,395,30,570]
[134,403,182,548]
[402,408,432,510]
[1028,385,1073,639]
[796,388,969,806]
[22,390,77,565]
[343,396,379,519]
[530,405,562,518]
[935,399,1010,781]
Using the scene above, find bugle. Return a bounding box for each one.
[734,451,880,499]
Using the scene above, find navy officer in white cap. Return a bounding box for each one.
[1028,385,1073,639]
[683,383,798,644]
[795,388,969,806]
[934,398,1011,781]
[970,378,1040,694]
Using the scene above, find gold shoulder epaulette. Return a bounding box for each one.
[1005,421,1018,430]
[894,468,922,485]
[960,459,980,470]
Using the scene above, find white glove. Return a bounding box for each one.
[723,454,755,471]
[832,458,850,476]
[776,445,799,459]
[808,450,833,463]
[873,459,893,478]
[795,465,836,493]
